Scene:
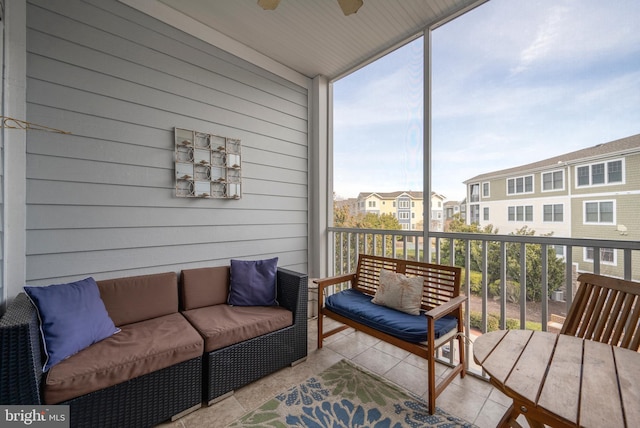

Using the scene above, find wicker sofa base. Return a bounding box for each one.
[63,357,202,428]
[206,325,304,404]
[205,267,309,404]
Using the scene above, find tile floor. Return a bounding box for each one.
[160,317,532,428]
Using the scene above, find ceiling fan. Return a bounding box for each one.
[258,0,364,16]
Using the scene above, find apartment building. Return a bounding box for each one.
[356,191,446,231]
[463,133,640,279]
[444,199,466,231]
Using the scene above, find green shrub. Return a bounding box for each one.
[488,280,500,298]
[468,311,542,332]
[468,271,483,295]
[487,279,521,301]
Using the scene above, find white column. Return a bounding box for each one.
[309,75,329,278]
[423,30,432,261]
[2,0,27,306]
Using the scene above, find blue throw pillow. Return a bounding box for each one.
[24,277,120,371]
[228,257,278,306]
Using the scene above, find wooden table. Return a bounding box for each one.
[473,330,640,428]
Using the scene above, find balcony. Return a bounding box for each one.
[153,228,640,427]
[3,1,638,426]
[328,227,640,372]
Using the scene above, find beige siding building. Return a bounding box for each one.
[355,191,446,231]
[464,134,640,279]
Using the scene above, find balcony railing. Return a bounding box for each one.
[327,226,640,375]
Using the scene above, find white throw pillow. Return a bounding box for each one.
[371,269,424,315]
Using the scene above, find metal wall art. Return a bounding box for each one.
[174,127,242,199]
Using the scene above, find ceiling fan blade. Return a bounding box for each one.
[258,0,281,10]
[337,0,363,15]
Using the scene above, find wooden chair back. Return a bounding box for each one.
[561,273,640,351]
[353,254,461,312]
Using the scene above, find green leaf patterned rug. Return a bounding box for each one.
[227,359,478,427]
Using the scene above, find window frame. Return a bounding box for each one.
[482,182,490,198]
[469,183,480,202]
[583,200,615,225]
[469,204,480,223]
[508,205,534,222]
[543,203,564,222]
[584,246,617,266]
[575,158,625,188]
[507,175,534,195]
[541,169,565,192]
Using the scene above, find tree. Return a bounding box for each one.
[438,214,498,271]
[504,226,565,301]
[439,216,564,302]
[333,204,402,271]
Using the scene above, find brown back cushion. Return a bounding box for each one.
[180,266,230,310]
[97,272,178,326]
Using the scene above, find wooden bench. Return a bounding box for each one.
[316,254,466,414]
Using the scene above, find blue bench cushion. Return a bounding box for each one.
[325,289,458,343]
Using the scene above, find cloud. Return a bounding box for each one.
[511,5,569,75]
[333,0,640,202]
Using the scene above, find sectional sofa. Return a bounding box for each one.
[0,262,308,428]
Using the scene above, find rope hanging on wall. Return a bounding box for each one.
[1,116,71,134]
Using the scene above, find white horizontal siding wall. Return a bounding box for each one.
[24,0,309,286]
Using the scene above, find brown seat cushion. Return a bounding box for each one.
[43,313,203,404]
[182,305,293,353]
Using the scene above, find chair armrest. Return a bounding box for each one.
[425,295,467,321]
[0,293,44,405]
[276,267,308,323]
[314,273,356,291]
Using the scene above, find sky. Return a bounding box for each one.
[332,0,640,201]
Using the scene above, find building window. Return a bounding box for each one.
[470,204,480,223]
[508,205,533,222]
[608,160,623,182]
[543,204,564,222]
[542,170,564,191]
[399,212,410,220]
[483,207,489,221]
[412,212,415,218]
[584,247,616,265]
[482,182,490,198]
[553,245,565,259]
[507,175,533,195]
[368,200,376,207]
[412,201,415,207]
[577,166,589,186]
[399,200,409,208]
[470,183,480,202]
[584,201,615,224]
[576,159,624,187]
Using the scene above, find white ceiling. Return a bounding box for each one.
[154,0,486,80]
